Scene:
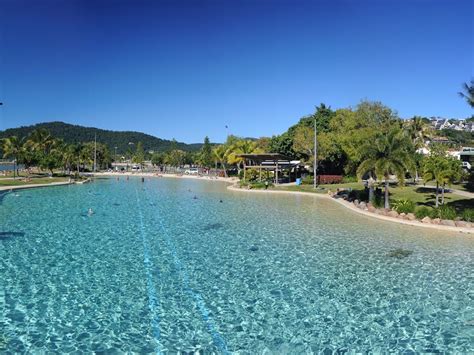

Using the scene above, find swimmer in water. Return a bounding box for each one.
[193,195,198,200]
[88,208,94,216]
[219,199,223,203]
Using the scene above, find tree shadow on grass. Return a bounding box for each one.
[446,199,474,212]
[415,187,439,194]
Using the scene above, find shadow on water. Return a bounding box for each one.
[0,191,10,206]
[202,223,224,231]
[387,248,413,259]
[0,231,26,240]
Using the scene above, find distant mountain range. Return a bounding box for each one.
[0,121,203,153]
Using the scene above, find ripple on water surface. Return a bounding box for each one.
[1,178,473,353]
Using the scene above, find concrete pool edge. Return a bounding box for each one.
[0,181,73,192]
[227,185,474,235]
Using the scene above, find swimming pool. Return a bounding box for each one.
[1,177,473,352]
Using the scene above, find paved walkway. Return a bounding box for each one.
[416,184,474,199]
[0,181,72,192]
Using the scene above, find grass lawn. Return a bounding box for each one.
[446,182,473,193]
[273,182,363,194]
[0,177,69,186]
[274,182,474,212]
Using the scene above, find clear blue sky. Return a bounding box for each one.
[0,0,472,143]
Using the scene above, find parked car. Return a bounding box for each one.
[131,165,141,172]
[185,168,199,175]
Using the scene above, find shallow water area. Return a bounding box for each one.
[1,177,473,353]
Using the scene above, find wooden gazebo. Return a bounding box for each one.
[237,153,301,184]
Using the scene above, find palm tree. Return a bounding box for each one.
[458,79,474,108]
[213,145,230,178]
[227,140,262,175]
[61,143,76,174]
[19,140,37,178]
[441,158,463,205]
[406,116,432,182]
[357,128,414,209]
[28,128,54,154]
[422,155,448,208]
[407,116,432,148]
[423,155,463,206]
[1,136,24,179]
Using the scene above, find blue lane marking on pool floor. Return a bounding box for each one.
[135,188,162,354]
[143,189,229,354]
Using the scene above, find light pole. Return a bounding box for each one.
[313,118,318,189]
[114,146,118,170]
[128,142,134,171]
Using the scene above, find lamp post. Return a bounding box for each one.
[114,146,118,171]
[128,142,134,172]
[313,118,318,189]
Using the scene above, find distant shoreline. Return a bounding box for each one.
[94,171,238,183]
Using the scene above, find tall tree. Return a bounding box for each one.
[357,128,414,209]
[406,116,432,181]
[132,142,145,168]
[199,136,213,168]
[1,136,23,178]
[227,139,261,174]
[422,152,463,207]
[212,145,230,177]
[165,149,186,167]
[458,79,474,108]
[151,152,165,167]
[28,128,54,155]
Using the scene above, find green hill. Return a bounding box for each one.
[0,121,203,154]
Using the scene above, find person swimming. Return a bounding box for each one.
[193,195,198,200]
[88,208,94,216]
[219,199,223,203]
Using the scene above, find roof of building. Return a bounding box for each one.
[236,153,293,162]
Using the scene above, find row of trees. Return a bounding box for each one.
[1,129,112,177]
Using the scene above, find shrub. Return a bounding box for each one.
[462,208,474,222]
[251,181,273,189]
[302,175,314,185]
[245,168,261,182]
[319,175,343,184]
[373,194,384,208]
[466,172,474,192]
[342,175,358,183]
[432,205,458,220]
[391,199,415,214]
[357,189,369,202]
[415,207,432,219]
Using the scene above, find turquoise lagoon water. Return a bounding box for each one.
[1,177,473,353]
